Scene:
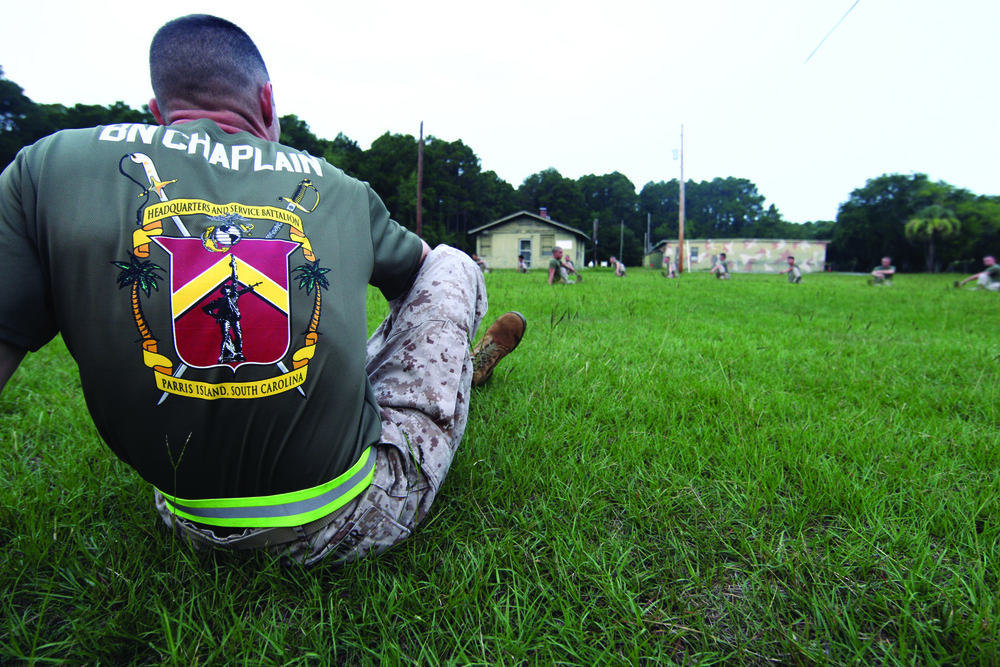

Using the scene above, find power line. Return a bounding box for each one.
[804,0,861,64]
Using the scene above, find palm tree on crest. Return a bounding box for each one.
[112,253,165,346]
[293,259,330,343]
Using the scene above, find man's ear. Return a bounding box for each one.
[149,98,166,125]
[260,82,279,141]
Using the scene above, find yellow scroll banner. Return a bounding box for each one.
[291,341,317,369]
[132,221,164,258]
[288,229,315,262]
[143,347,174,375]
[154,364,308,401]
[142,199,304,234]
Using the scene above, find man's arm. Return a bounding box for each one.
[367,183,430,299]
[0,340,27,394]
[548,266,556,285]
[960,270,984,286]
[397,240,432,292]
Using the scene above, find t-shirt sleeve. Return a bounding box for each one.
[0,149,59,351]
[366,184,423,301]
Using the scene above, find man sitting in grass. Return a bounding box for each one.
[956,255,1000,291]
[871,256,896,286]
[710,252,731,279]
[472,254,491,273]
[663,255,678,278]
[610,255,627,277]
[779,255,802,283]
[0,14,526,567]
[548,247,575,284]
[561,251,582,282]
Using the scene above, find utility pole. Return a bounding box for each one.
[416,121,424,238]
[593,218,598,267]
[678,124,685,273]
[647,212,651,255]
[619,219,624,260]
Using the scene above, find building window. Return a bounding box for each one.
[690,247,699,262]
[541,233,555,256]
[519,239,532,268]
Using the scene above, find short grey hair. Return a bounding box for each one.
[150,15,269,114]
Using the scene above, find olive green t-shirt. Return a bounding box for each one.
[0,120,423,499]
[986,264,1000,283]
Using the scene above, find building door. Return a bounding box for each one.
[519,239,532,268]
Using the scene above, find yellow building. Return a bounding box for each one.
[469,209,590,270]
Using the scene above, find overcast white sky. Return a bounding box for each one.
[2,0,997,223]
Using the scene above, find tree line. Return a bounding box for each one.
[3,68,998,270]
[830,173,1000,273]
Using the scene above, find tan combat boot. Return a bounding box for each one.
[471,312,527,386]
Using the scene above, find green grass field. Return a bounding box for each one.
[1,269,998,666]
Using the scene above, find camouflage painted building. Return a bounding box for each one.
[468,209,590,270]
[646,238,830,274]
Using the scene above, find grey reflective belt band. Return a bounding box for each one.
[156,446,376,528]
[176,506,345,551]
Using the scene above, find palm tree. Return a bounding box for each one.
[905,204,960,272]
[112,253,165,348]
[292,259,330,346]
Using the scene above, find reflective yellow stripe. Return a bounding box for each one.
[156,446,375,528]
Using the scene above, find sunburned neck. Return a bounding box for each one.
[166,110,270,141]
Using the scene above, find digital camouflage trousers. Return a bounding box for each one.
[155,245,488,566]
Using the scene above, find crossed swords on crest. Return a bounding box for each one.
[127,153,315,404]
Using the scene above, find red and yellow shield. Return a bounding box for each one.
[155,238,300,370]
